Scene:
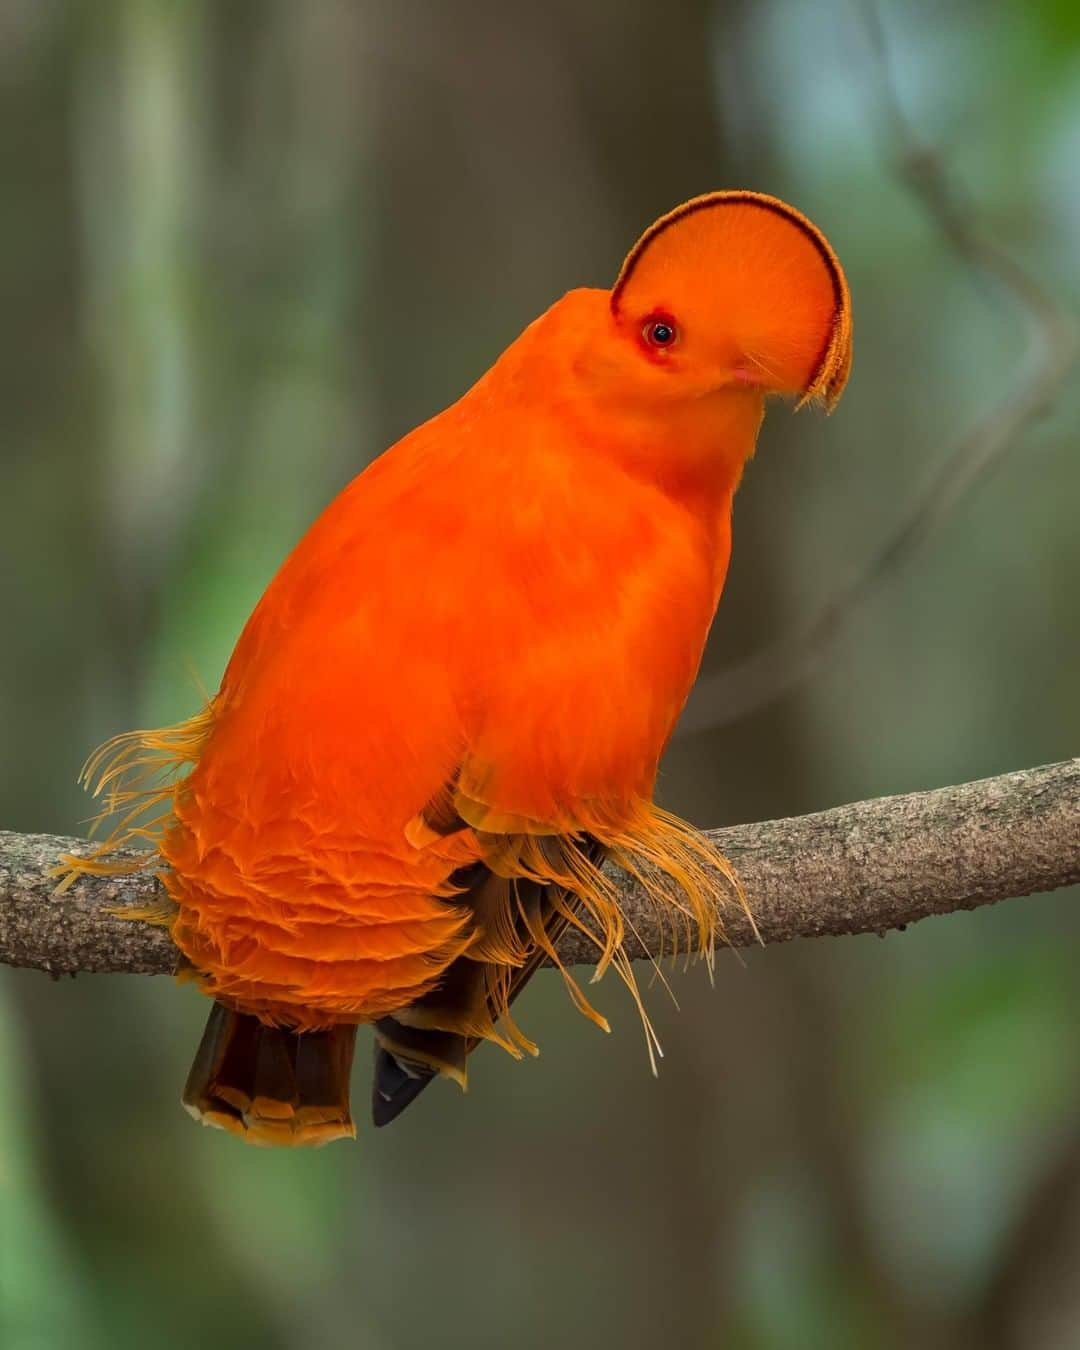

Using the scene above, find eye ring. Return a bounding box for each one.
[642,316,679,349]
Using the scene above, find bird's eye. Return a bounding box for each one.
[642,317,679,349]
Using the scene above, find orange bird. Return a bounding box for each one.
[61,191,851,1146]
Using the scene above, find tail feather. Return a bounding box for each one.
[183,1002,357,1147]
[372,1044,432,1128]
[372,1020,467,1127]
[370,849,603,1127]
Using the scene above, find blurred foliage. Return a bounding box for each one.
[2,1,1079,1347]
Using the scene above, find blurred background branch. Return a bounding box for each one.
[3,758,1077,977]
[678,4,1079,737]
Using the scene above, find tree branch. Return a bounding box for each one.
[2,759,1077,978]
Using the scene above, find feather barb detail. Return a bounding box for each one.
[51,703,217,894]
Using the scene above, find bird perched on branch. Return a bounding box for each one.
[58,191,851,1146]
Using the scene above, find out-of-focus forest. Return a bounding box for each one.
[2,2,1079,1347]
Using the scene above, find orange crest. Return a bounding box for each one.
[612,190,852,409]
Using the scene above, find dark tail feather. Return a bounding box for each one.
[372,1040,433,1127]
[372,1018,468,1127]
[183,1002,357,1147]
[371,857,598,1127]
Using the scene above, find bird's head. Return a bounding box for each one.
[579,191,850,417]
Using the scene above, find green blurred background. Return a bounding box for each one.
[2,2,1079,1347]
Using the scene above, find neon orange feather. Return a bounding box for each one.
[58,190,851,1145]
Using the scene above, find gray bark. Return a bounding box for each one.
[2,758,1076,977]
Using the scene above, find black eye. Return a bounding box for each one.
[643,317,678,348]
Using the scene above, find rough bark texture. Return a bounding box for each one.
[1,758,1077,978]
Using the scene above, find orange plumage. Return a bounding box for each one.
[60,191,851,1145]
